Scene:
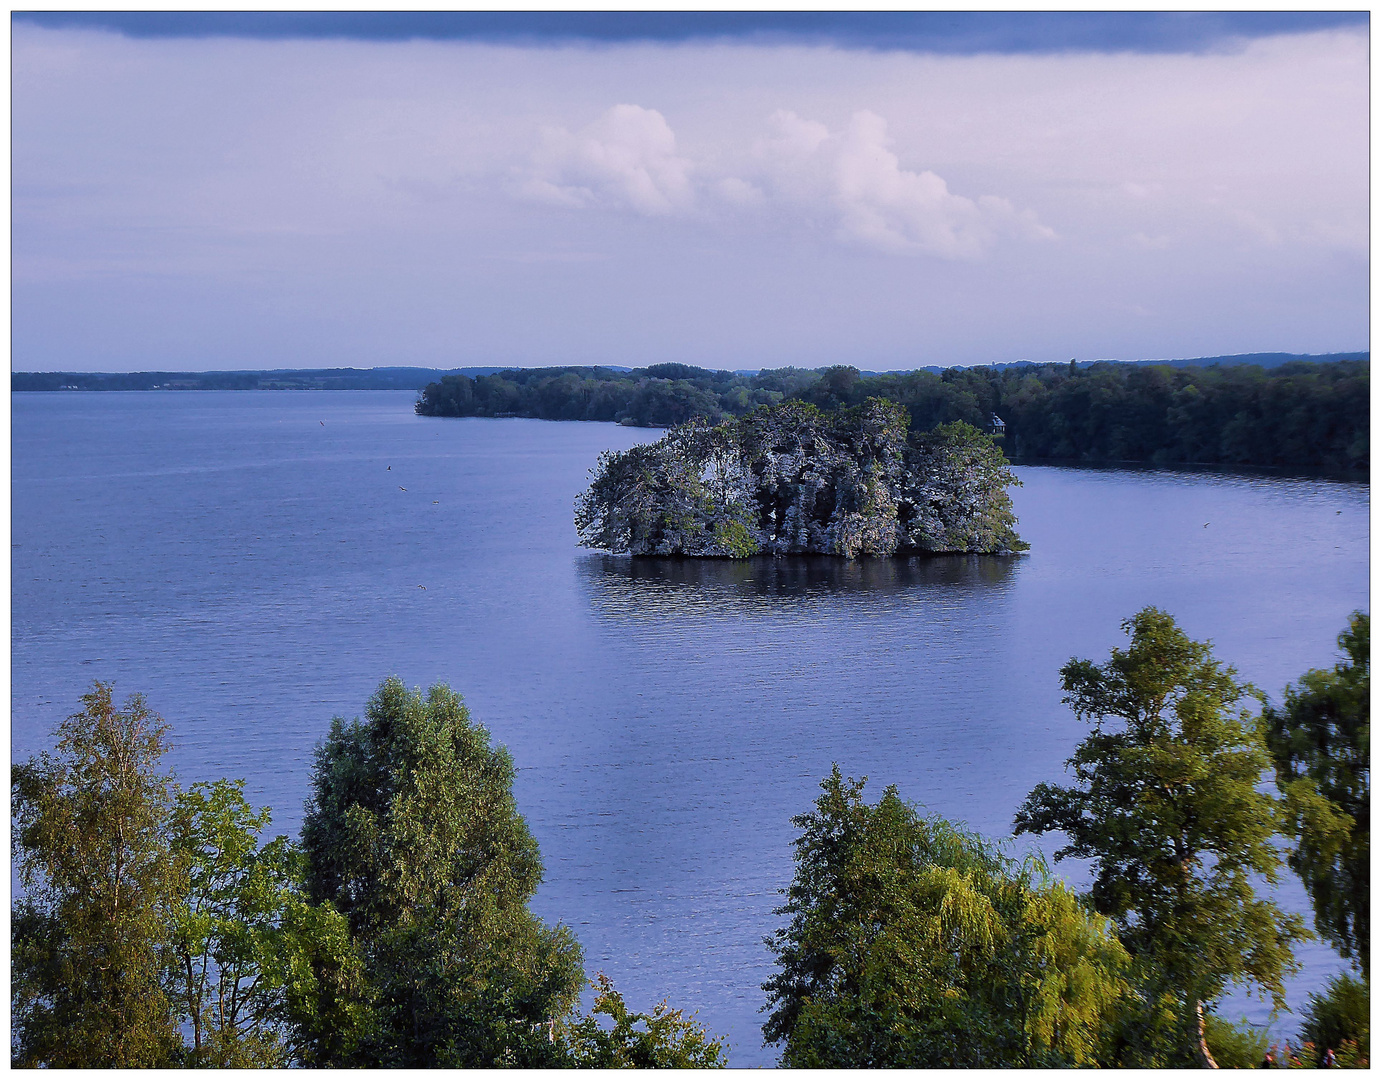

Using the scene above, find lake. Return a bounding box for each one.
[11,389,1369,1065]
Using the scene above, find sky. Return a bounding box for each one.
[11,12,1370,372]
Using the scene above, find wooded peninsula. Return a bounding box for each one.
[417,357,1368,472]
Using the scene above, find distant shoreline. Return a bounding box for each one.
[9,352,1370,393]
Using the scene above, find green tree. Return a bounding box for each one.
[1201,1014,1272,1069]
[1014,608,1310,1067]
[11,684,183,1067]
[1298,973,1369,1065]
[560,974,728,1067]
[168,779,360,1067]
[1262,611,1369,973]
[298,677,586,1066]
[902,420,1027,554]
[762,768,1130,1067]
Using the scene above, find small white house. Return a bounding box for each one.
[990,413,1006,435]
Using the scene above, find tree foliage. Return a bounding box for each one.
[1014,608,1309,1066]
[299,677,587,1066]
[576,400,1025,558]
[12,684,183,1067]
[1262,611,1369,973]
[12,685,362,1068]
[167,779,361,1067]
[416,358,1368,471]
[559,974,728,1067]
[1202,1013,1273,1069]
[14,680,725,1069]
[1298,973,1369,1065]
[762,768,1130,1067]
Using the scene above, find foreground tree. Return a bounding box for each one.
[300,677,587,1066]
[1014,608,1309,1067]
[560,974,728,1067]
[13,684,363,1068]
[1299,973,1369,1066]
[762,768,1130,1067]
[167,779,361,1067]
[1262,611,1369,974]
[12,684,184,1067]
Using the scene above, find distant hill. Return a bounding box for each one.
[959,351,1368,374]
[10,353,1365,392]
[1120,351,1366,370]
[9,366,517,391]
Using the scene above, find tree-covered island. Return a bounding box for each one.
[574,399,1026,558]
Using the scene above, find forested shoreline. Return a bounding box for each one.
[11,357,1367,473]
[417,359,1368,472]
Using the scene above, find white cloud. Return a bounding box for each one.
[746,109,1055,258]
[520,104,695,216]
[521,104,1053,258]
[714,176,764,208]
[9,26,1367,369]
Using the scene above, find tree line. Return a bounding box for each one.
[416,359,1368,472]
[11,367,506,392]
[12,612,1368,1067]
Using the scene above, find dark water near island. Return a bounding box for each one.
[12,390,1369,1065]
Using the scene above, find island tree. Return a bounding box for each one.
[576,399,1025,558]
[1014,608,1309,1067]
[762,768,1131,1067]
[1261,611,1369,974]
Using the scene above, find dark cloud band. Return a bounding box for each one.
[10,11,1369,54]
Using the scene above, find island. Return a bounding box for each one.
[575,399,1027,558]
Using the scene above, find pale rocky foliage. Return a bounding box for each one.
[576,399,1026,558]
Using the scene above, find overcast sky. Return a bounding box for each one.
[12,13,1369,372]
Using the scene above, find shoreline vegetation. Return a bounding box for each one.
[574,400,1025,558]
[415,359,1367,473]
[11,354,1368,473]
[12,611,1368,1068]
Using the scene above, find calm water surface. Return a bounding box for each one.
[12,391,1369,1065]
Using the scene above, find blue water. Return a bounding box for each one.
[11,390,1369,1064]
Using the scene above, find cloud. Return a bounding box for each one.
[9,26,1367,370]
[520,104,1052,258]
[752,109,1054,257]
[520,104,694,216]
[12,11,1371,55]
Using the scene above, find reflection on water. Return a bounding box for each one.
[578,553,1019,620]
